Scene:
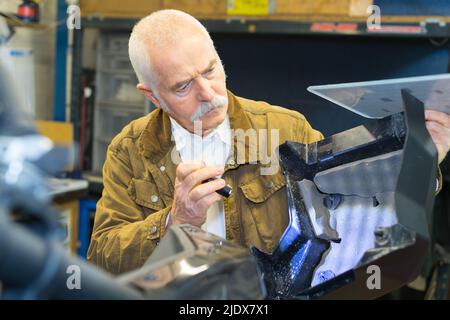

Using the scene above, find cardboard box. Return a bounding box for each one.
[80,0,372,20]
[349,0,373,17]
[225,0,368,18]
[36,120,74,171]
[36,120,73,145]
[276,0,352,16]
[164,0,227,17]
[80,0,164,18]
[80,0,226,18]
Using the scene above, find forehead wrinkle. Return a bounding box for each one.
[170,58,218,89]
[155,42,217,91]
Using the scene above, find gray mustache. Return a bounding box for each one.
[190,95,228,122]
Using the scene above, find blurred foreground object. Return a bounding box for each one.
[17,0,40,23]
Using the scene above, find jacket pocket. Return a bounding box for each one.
[239,171,286,203]
[238,170,288,253]
[128,178,165,211]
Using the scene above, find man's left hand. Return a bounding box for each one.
[425,110,450,164]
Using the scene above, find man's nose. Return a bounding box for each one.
[196,77,214,102]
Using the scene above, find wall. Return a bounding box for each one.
[213,33,450,136]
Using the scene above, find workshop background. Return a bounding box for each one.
[1,0,449,299]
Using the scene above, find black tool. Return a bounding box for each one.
[204,178,232,198]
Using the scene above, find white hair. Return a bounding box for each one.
[128,9,214,92]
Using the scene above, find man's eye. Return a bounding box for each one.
[204,68,215,76]
[177,82,191,93]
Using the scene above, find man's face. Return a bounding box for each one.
[150,34,228,134]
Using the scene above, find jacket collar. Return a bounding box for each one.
[139,90,255,165]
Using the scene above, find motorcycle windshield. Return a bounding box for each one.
[307,73,450,119]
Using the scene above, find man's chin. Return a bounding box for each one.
[199,108,226,131]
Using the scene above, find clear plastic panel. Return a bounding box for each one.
[307,74,450,118]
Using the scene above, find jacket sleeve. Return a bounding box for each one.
[87,141,170,274]
[295,115,324,144]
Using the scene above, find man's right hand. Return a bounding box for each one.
[170,160,225,227]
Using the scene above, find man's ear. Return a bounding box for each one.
[137,83,161,108]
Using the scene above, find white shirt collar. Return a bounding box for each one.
[169,115,231,150]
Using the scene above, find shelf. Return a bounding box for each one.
[82,171,103,183]
[1,13,48,29]
[82,16,450,38]
[81,171,104,196]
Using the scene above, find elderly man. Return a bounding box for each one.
[88,10,450,274]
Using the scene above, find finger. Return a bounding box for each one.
[426,122,450,159]
[176,160,206,181]
[427,127,448,150]
[189,178,226,202]
[195,192,222,214]
[426,121,450,138]
[183,165,225,191]
[425,110,450,128]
